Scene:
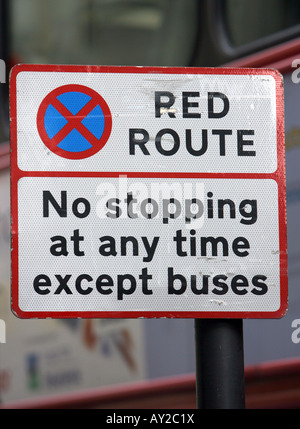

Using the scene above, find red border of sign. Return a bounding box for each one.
[9,64,288,319]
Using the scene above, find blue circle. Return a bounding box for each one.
[44,91,105,153]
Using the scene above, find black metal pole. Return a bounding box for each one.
[194,319,245,409]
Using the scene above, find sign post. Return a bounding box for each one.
[195,319,245,408]
[10,65,287,407]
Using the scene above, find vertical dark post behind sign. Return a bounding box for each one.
[0,0,9,67]
[0,0,9,139]
[194,319,245,409]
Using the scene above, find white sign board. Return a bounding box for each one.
[10,65,287,318]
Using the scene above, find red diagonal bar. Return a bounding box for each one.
[49,96,101,147]
[74,97,99,120]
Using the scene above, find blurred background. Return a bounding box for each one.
[1,0,300,408]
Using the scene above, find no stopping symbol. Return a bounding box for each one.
[37,84,112,159]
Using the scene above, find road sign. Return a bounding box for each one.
[10,64,287,319]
